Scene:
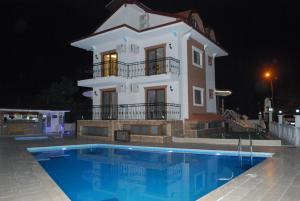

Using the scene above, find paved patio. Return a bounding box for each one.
[0,136,300,201]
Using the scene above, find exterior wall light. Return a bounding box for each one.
[296,109,300,114]
[94,91,98,96]
[169,85,173,92]
[268,107,273,112]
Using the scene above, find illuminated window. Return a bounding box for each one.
[102,52,118,76]
[193,86,204,106]
[192,46,203,68]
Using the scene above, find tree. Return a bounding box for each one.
[35,76,84,122]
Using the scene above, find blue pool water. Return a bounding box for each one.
[30,145,267,201]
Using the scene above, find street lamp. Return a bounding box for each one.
[264,71,274,107]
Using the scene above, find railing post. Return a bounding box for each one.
[294,115,300,146]
[92,103,181,120]
[92,57,181,78]
[166,58,172,73]
[127,64,130,78]
[294,115,300,128]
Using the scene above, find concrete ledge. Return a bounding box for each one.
[78,135,112,141]
[173,137,282,146]
[131,135,172,144]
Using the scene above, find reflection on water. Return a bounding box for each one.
[33,147,265,201]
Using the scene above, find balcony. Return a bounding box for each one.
[93,57,180,78]
[92,103,181,120]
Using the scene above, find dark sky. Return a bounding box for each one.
[1,0,300,116]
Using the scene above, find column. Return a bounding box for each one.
[258,112,262,121]
[278,114,283,124]
[294,115,300,146]
[294,115,300,128]
[277,114,283,138]
[268,110,273,123]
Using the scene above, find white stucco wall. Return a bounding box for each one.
[148,13,175,28]
[92,80,179,106]
[76,16,227,121]
[89,30,219,119]
[95,5,142,33]
[205,52,217,113]
[179,32,190,120]
[92,32,179,64]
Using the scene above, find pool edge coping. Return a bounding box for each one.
[27,143,274,158]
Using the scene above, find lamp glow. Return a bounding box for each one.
[265,72,271,78]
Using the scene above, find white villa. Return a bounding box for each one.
[72,0,229,143]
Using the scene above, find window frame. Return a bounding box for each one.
[192,46,203,68]
[145,44,166,75]
[208,55,213,66]
[193,86,204,106]
[209,89,214,99]
[101,51,118,77]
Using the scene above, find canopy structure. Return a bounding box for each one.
[215,89,232,97]
[214,90,232,114]
[0,108,69,113]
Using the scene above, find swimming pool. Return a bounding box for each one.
[29,144,271,201]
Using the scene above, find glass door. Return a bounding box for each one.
[146,47,165,75]
[102,52,118,77]
[102,90,118,120]
[146,88,166,119]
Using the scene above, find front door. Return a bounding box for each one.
[102,52,118,77]
[146,88,166,119]
[146,47,165,75]
[101,90,118,120]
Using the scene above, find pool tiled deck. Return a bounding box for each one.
[0,137,300,201]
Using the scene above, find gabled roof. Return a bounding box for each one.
[71,0,227,54]
[106,0,151,12]
[102,1,220,43]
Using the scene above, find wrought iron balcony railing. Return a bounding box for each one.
[92,103,181,120]
[93,57,180,78]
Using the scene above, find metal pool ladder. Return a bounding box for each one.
[249,134,253,155]
[249,134,253,165]
[237,136,242,153]
[237,136,243,167]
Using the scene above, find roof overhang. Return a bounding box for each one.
[71,21,228,56]
[71,21,183,50]
[78,77,126,88]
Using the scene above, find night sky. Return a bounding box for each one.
[1,0,300,117]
